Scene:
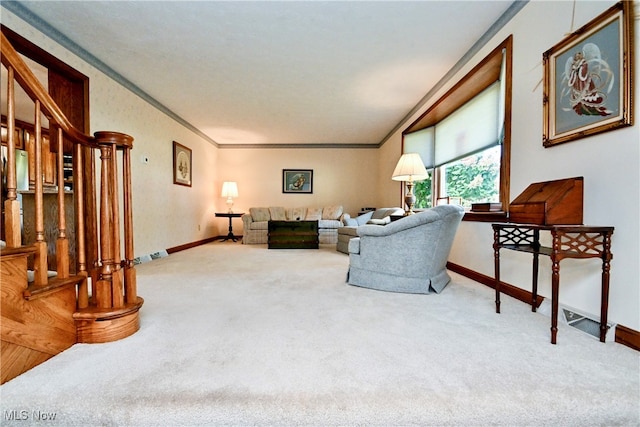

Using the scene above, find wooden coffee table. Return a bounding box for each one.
[268,220,319,249]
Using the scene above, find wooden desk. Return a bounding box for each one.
[215,212,244,242]
[492,223,614,344]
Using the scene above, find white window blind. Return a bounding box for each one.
[402,127,434,168]
[403,48,505,168]
[434,81,501,166]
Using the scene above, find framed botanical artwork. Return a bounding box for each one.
[282,169,313,193]
[173,141,192,187]
[542,1,633,147]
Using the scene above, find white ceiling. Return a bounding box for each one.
[7,1,521,147]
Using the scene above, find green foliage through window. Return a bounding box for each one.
[412,146,500,209]
[414,178,432,209]
[444,146,500,208]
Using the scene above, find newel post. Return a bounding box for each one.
[93,131,135,309]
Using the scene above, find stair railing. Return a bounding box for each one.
[1,31,140,318]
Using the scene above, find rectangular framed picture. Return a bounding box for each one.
[173,141,192,187]
[542,1,633,147]
[282,169,313,193]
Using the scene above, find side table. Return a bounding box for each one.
[492,223,614,344]
[215,212,244,242]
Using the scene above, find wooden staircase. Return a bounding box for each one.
[1,30,143,384]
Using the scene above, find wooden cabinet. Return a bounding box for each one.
[509,177,583,225]
[23,129,57,189]
[1,119,58,189]
[1,123,24,150]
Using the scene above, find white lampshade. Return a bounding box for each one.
[221,181,238,213]
[391,153,429,182]
[221,181,239,198]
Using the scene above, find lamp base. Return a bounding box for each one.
[404,182,416,215]
[226,198,234,213]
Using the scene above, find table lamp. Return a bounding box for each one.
[392,153,429,215]
[221,181,238,213]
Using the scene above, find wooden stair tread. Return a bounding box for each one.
[24,274,86,300]
[0,244,38,258]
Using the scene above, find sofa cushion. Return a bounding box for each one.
[269,206,286,221]
[250,207,271,222]
[322,205,343,220]
[306,208,323,220]
[287,207,307,221]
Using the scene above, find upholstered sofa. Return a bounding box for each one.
[336,207,405,254]
[347,205,464,294]
[242,206,345,244]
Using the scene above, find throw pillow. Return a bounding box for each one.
[250,207,271,222]
[287,207,307,221]
[322,205,343,220]
[269,207,286,221]
[306,207,322,220]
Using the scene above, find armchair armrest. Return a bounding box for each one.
[241,213,253,229]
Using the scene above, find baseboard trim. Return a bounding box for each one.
[614,324,640,351]
[166,237,219,254]
[446,262,543,308]
[446,262,639,352]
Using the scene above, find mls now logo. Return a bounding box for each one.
[4,409,57,421]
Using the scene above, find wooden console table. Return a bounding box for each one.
[268,220,318,249]
[492,223,614,344]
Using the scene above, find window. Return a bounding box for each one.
[402,36,511,216]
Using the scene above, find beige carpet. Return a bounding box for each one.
[1,242,638,426]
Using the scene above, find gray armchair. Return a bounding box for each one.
[347,204,464,294]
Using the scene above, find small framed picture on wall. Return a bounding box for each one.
[173,141,192,187]
[282,169,313,194]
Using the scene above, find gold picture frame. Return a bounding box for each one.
[542,1,634,147]
[173,141,192,187]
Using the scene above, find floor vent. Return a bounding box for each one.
[537,301,616,342]
[133,251,168,265]
[133,254,152,265]
[150,249,169,260]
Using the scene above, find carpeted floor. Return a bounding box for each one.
[1,242,638,426]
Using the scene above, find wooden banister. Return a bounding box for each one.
[1,29,142,351]
[0,32,92,148]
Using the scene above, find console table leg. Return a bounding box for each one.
[550,259,560,344]
[600,245,612,342]
[532,252,539,312]
[493,247,501,314]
